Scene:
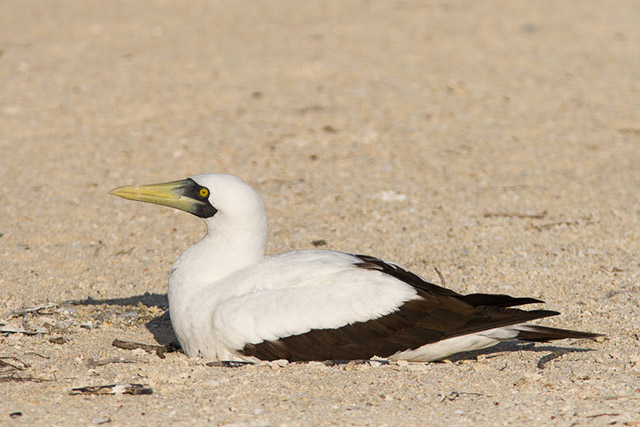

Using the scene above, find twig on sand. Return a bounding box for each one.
[0,325,48,335]
[434,267,446,287]
[112,339,179,359]
[585,413,620,419]
[70,383,153,395]
[586,395,640,401]
[0,373,55,383]
[86,357,143,369]
[24,351,50,359]
[440,391,484,403]
[0,356,30,373]
[3,303,59,320]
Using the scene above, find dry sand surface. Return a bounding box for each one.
[1,1,640,425]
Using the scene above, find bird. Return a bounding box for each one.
[110,173,601,362]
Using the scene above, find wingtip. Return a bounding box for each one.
[462,293,546,308]
[515,325,604,342]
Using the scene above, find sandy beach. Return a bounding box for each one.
[1,1,639,424]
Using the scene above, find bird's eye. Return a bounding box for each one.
[199,187,209,198]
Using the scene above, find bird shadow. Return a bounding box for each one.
[65,292,179,348]
[447,340,597,365]
[67,292,168,309]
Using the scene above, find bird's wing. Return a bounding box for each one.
[211,251,418,352]
[213,251,555,361]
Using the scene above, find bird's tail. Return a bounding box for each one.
[511,324,603,342]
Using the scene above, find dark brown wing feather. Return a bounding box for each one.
[240,254,597,361]
[511,325,601,342]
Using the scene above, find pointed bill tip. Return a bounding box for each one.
[108,185,164,201]
[109,186,126,197]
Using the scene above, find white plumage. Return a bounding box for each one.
[110,173,600,362]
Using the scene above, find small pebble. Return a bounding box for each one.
[269,359,289,369]
[49,336,69,345]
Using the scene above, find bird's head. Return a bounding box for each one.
[110,173,266,225]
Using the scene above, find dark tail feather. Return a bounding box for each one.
[515,325,603,342]
[461,293,543,308]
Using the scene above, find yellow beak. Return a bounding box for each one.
[110,179,211,216]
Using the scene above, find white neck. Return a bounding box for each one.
[168,212,268,297]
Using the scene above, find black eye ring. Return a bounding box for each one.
[199,187,209,198]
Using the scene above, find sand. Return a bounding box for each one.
[1,0,639,425]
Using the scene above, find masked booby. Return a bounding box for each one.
[110,174,600,362]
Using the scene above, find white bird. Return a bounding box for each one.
[110,173,600,362]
